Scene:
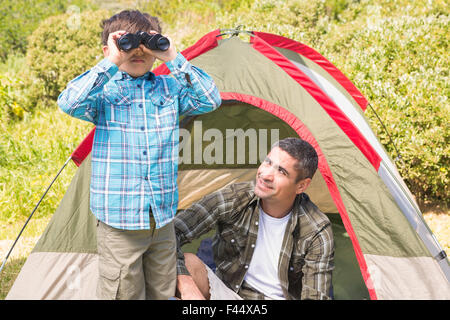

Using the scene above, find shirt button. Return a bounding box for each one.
[143,151,147,155]
[139,104,143,108]
[141,126,145,131]
[251,244,255,248]
[115,98,119,102]
[137,84,141,88]
[230,239,235,243]
[245,265,249,269]
[144,176,148,180]
[255,221,259,225]
[235,285,239,289]
[290,266,294,271]
[160,100,163,105]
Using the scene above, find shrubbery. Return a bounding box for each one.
[0,0,94,62]
[0,75,23,121]
[23,9,109,110]
[5,0,449,206]
[315,0,449,203]
[210,0,449,203]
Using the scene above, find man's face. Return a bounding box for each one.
[254,147,310,203]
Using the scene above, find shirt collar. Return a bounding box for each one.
[249,182,303,223]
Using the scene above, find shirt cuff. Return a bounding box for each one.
[176,260,190,276]
[165,52,190,74]
[93,57,119,80]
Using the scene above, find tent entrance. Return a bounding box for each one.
[178,101,369,299]
[178,101,337,213]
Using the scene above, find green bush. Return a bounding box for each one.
[22,2,251,110]
[210,0,449,204]
[137,0,254,51]
[0,75,24,121]
[23,9,110,111]
[316,1,449,204]
[0,0,94,62]
[15,0,449,204]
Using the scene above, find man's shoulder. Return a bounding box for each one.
[226,181,255,192]
[201,181,256,212]
[296,193,332,232]
[221,181,256,200]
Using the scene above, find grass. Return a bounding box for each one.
[0,257,27,300]
[0,106,93,224]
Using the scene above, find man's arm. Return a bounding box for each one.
[301,222,335,300]
[174,188,234,299]
[174,191,222,276]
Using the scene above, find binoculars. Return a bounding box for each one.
[117,31,170,52]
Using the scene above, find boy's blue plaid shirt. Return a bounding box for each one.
[58,53,221,230]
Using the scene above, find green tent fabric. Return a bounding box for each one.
[6,29,449,300]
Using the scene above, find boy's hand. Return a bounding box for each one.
[105,30,133,67]
[143,31,178,62]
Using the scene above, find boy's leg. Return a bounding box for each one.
[142,219,177,300]
[96,220,153,300]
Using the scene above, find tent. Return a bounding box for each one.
[5,29,449,300]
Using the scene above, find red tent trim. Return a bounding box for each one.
[153,29,222,76]
[71,127,95,167]
[250,34,381,170]
[253,31,368,111]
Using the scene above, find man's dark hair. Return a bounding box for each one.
[101,10,162,46]
[273,137,318,181]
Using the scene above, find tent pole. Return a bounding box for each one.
[367,103,406,168]
[0,155,72,276]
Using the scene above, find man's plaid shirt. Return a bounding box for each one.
[58,53,221,230]
[174,182,335,300]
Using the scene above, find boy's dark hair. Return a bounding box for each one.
[101,10,162,46]
[273,137,318,181]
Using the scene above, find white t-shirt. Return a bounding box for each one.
[243,206,292,300]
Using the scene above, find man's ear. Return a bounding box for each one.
[103,45,109,58]
[296,178,311,195]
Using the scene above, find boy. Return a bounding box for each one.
[57,10,221,299]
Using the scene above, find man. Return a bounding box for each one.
[174,138,334,300]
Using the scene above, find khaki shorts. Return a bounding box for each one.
[96,218,176,300]
[205,265,243,300]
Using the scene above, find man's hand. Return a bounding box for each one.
[177,275,207,300]
[142,31,178,62]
